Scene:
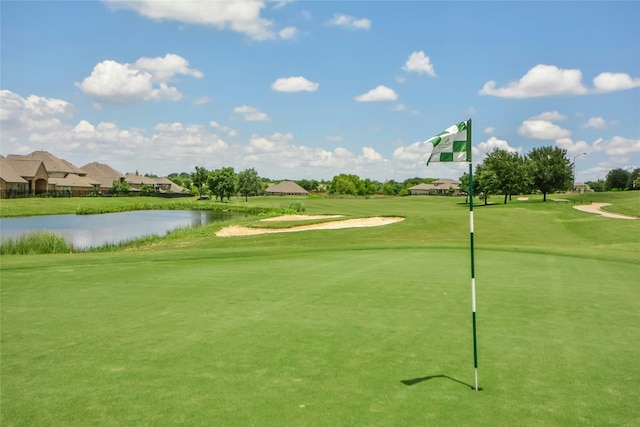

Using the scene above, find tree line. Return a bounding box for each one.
[157,149,637,201]
[463,145,639,204]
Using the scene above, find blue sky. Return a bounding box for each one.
[1,1,639,182]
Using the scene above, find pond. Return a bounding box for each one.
[0,210,240,249]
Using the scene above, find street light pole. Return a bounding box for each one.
[573,152,587,192]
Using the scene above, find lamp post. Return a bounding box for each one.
[573,152,587,192]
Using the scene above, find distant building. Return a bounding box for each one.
[0,156,29,198]
[265,181,309,196]
[1,150,184,198]
[1,155,48,197]
[5,151,99,197]
[409,179,461,196]
[573,182,592,193]
[81,162,125,193]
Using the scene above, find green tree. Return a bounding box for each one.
[192,166,210,195]
[111,179,130,195]
[459,172,470,203]
[628,168,640,190]
[139,184,155,195]
[605,168,630,191]
[474,164,499,205]
[208,167,237,202]
[585,179,606,192]
[362,178,380,195]
[527,146,572,202]
[329,174,363,195]
[237,168,262,201]
[329,176,357,195]
[481,149,527,204]
[381,180,404,196]
[296,179,320,192]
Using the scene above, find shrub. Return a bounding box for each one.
[289,201,306,212]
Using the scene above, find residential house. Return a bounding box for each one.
[7,151,99,196]
[156,177,185,193]
[409,179,461,196]
[81,162,125,193]
[573,182,592,193]
[0,156,29,198]
[125,172,161,192]
[265,181,309,196]
[1,156,48,197]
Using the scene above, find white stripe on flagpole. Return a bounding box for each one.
[471,278,476,312]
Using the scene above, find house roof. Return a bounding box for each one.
[432,178,460,186]
[0,156,29,184]
[48,174,100,188]
[125,173,158,185]
[81,162,124,188]
[409,179,461,191]
[156,177,185,193]
[409,183,436,190]
[2,157,45,178]
[266,181,309,195]
[7,151,85,175]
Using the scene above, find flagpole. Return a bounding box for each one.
[467,118,480,391]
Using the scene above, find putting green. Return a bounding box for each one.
[1,243,638,426]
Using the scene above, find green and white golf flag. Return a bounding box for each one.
[425,120,471,164]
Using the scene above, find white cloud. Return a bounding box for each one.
[76,54,201,104]
[328,13,371,30]
[354,85,398,102]
[390,104,406,112]
[593,72,640,93]
[362,146,382,161]
[518,119,571,140]
[194,96,211,105]
[555,137,591,157]
[234,105,269,121]
[582,117,606,129]
[271,76,319,92]
[0,90,73,140]
[392,142,424,163]
[483,127,495,134]
[133,53,203,81]
[402,51,435,76]
[593,136,640,157]
[1,90,73,123]
[480,64,588,98]
[530,111,567,121]
[104,0,276,41]
[473,137,521,162]
[278,26,298,39]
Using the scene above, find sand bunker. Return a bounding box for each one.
[216,216,405,237]
[258,214,343,222]
[573,203,636,220]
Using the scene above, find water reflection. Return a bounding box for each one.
[0,210,237,249]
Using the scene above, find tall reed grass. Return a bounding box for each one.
[0,232,72,255]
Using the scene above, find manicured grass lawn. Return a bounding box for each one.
[1,193,639,426]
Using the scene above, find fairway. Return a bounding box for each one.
[1,194,639,426]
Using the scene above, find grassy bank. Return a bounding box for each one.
[1,192,639,426]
